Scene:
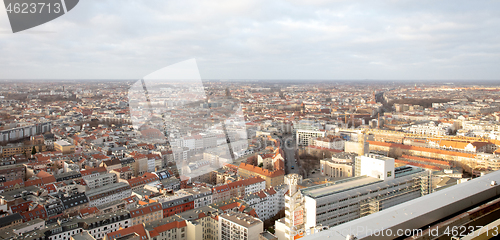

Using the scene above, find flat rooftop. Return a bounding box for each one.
[303,168,500,240]
[71,231,95,240]
[394,165,425,178]
[54,140,72,146]
[301,176,382,199]
[362,153,394,161]
[220,212,261,227]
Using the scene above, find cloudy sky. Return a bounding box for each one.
[0,0,499,80]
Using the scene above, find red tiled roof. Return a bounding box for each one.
[42,183,57,193]
[0,178,24,190]
[25,178,43,187]
[36,170,52,178]
[80,207,99,217]
[146,154,161,160]
[92,154,110,160]
[133,154,147,160]
[265,187,277,195]
[127,173,159,188]
[238,163,285,178]
[80,166,107,176]
[112,166,132,173]
[368,141,476,158]
[152,220,187,234]
[106,224,148,240]
[400,155,451,166]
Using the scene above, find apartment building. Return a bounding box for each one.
[145,215,188,240]
[109,166,133,180]
[60,192,89,215]
[0,122,51,143]
[1,143,46,157]
[238,163,285,188]
[80,210,132,240]
[54,171,82,182]
[104,224,149,240]
[99,159,122,172]
[219,212,263,240]
[84,173,117,189]
[428,139,497,153]
[0,165,25,182]
[40,218,83,240]
[86,182,132,207]
[242,177,266,195]
[120,157,136,173]
[130,202,163,225]
[80,166,108,180]
[131,154,147,177]
[0,213,22,230]
[155,193,195,218]
[212,180,246,204]
[126,172,160,191]
[296,129,326,147]
[177,206,221,240]
[243,185,287,221]
[0,218,44,236]
[178,187,213,209]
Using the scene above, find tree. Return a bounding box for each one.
[31,146,37,155]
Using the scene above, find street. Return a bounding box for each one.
[282,134,299,175]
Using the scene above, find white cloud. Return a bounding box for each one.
[0,0,499,80]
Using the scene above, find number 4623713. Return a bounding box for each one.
[5,2,62,14]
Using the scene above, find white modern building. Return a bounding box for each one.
[296,130,326,147]
[354,153,395,180]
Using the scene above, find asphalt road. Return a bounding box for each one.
[282,134,299,175]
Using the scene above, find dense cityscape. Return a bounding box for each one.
[1,79,500,240]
